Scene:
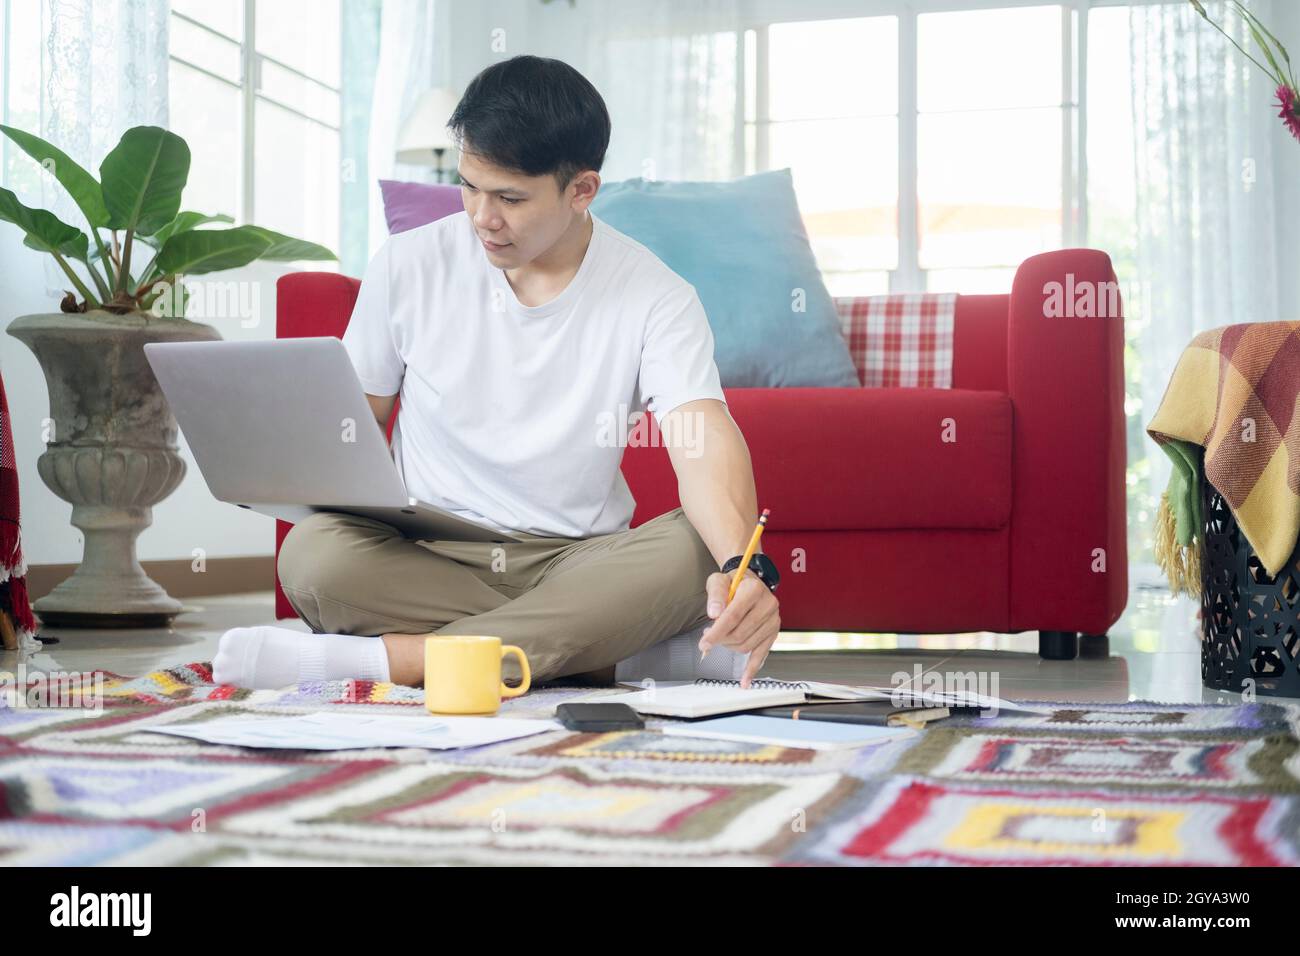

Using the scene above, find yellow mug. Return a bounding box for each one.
[424,635,531,715]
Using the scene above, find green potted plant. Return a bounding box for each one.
[2,124,335,628]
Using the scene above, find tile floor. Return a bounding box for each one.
[7,577,1288,706]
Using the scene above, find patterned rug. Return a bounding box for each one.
[2,662,1299,866]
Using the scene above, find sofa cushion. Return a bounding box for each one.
[622,387,1013,531]
[378,179,463,234]
[833,293,958,388]
[591,169,861,389]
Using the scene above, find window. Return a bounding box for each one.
[168,0,341,253]
[917,5,1064,293]
[743,2,1088,295]
[746,16,899,296]
[168,2,243,222]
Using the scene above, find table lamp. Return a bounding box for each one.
[396,87,461,182]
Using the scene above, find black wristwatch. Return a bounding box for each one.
[722,552,780,593]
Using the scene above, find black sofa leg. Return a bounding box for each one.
[1078,633,1110,659]
[1038,630,1078,660]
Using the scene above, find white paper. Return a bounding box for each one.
[800,681,1053,714]
[605,676,1045,712]
[145,712,560,750]
[660,715,918,751]
[597,679,1051,717]
[592,683,805,717]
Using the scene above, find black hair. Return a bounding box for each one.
[448,55,611,191]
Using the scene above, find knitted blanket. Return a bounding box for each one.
[1146,322,1300,595]
[5,662,1300,865]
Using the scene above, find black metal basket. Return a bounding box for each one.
[1200,460,1300,696]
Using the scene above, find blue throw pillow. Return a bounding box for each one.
[591,168,860,388]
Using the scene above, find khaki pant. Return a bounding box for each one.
[276,507,718,682]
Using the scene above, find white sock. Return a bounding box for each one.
[212,625,392,689]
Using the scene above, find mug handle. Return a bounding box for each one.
[500,645,531,698]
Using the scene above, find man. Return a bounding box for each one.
[213,55,781,692]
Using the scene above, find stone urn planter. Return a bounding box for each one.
[8,310,221,627]
[0,121,335,629]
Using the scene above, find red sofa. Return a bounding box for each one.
[274,248,1128,660]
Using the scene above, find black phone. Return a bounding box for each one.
[555,702,644,732]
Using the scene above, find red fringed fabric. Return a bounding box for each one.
[0,368,37,637]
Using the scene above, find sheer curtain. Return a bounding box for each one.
[339,0,742,267]
[578,0,744,182]
[363,0,445,258]
[1129,0,1291,545]
[340,0,383,278]
[38,0,170,297]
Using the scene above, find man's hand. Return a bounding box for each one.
[699,569,780,688]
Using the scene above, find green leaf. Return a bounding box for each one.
[0,124,110,227]
[155,225,274,276]
[25,231,89,261]
[142,210,235,249]
[23,230,88,261]
[1233,1,1288,58]
[0,186,89,259]
[99,126,191,236]
[244,226,337,261]
[1232,1,1295,86]
[1243,16,1286,86]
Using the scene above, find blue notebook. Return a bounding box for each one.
[658,714,917,751]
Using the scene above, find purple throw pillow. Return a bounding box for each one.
[378,179,464,234]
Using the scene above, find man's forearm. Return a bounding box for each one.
[669,404,759,567]
[666,400,780,684]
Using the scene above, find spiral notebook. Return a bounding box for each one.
[596,677,1047,719]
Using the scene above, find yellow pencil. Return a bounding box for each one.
[702,508,770,663]
[728,508,770,603]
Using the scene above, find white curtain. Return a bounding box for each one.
[364,0,444,256]
[1129,0,1292,543]
[39,0,170,297]
[348,0,742,262]
[579,0,744,182]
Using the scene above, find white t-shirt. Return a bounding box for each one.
[341,209,726,538]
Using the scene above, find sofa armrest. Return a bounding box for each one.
[275,271,391,619]
[276,271,361,339]
[1006,249,1128,633]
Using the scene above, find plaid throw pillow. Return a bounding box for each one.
[833,293,957,388]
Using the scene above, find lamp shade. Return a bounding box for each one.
[395,87,461,165]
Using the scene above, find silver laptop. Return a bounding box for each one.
[143,336,522,543]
